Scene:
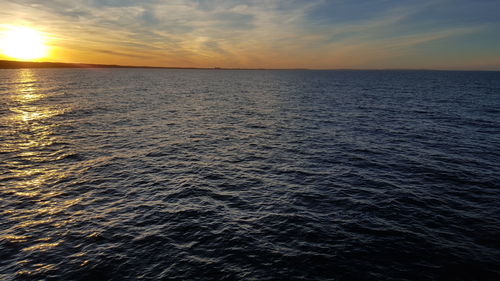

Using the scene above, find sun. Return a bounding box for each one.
[1,26,49,60]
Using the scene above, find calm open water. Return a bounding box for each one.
[0,69,499,281]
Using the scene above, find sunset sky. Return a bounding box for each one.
[1,0,499,69]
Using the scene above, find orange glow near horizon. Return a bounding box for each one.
[1,26,49,61]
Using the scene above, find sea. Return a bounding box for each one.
[0,69,499,281]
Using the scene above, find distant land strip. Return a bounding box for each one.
[0,60,212,69]
[0,60,313,70]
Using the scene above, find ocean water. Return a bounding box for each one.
[0,69,499,281]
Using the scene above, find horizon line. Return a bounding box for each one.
[0,59,498,72]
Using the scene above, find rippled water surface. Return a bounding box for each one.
[1,69,499,280]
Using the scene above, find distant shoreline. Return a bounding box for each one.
[0,60,310,70]
[0,60,214,70]
[0,60,497,71]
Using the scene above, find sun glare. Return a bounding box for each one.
[1,26,48,60]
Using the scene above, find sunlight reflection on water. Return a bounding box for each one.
[1,69,77,278]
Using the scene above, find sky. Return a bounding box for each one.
[1,0,500,69]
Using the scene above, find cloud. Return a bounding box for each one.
[92,49,153,60]
[202,41,228,55]
[1,0,499,69]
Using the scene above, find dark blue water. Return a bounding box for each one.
[1,69,499,281]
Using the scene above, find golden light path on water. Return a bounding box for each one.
[0,69,83,277]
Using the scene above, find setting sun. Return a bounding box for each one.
[1,26,48,61]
